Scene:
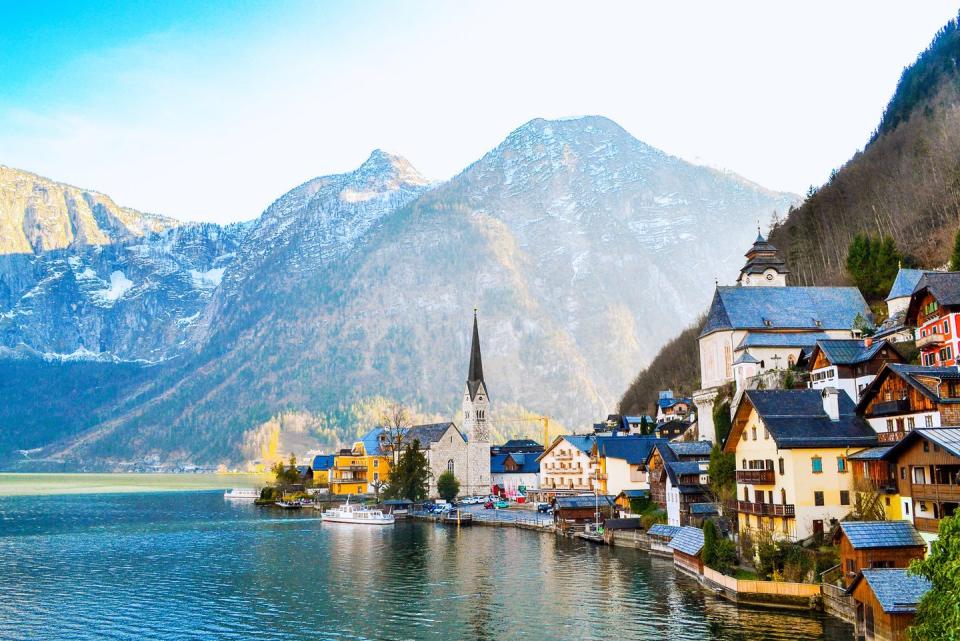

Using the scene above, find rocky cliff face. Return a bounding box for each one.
[0,116,796,468]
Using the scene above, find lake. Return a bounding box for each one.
[0,485,854,641]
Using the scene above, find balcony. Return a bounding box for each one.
[910,482,960,502]
[594,473,608,481]
[871,399,910,416]
[554,453,574,460]
[728,499,795,517]
[878,430,908,443]
[914,517,941,533]
[335,464,367,471]
[916,332,946,349]
[736,469,775,484]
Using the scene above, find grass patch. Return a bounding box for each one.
[733,568,758,580]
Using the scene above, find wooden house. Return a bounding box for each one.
[848,446,901,520]
[552,495,616,529]
[882,427,960,538]
[856,363,960,443]
[904,271,960,367]
[805,338,903,402]
[834,521,926,587]
[645,441,712,526]
[668,525,704,577]
[847,569,931,641]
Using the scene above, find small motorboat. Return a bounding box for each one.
[321,499,395,525]
[223,488,260,501]
[276,500,303,509]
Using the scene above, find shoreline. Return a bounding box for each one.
[0,472,270,497]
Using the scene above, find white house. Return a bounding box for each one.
[537,435,599,492]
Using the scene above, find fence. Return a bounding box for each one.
[702,567,822,598]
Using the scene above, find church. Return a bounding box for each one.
[457,310,493,496]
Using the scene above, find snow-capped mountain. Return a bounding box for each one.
[0,116,797,468]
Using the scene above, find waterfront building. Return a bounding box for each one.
[668,526,705,577]
[459,310,493,496]
[490,451,539,497]
[311,454,335,487]
[848,446,902,520]
[880,427,960,542]
[834,521,926,587]
[615,489,650,515]
[905,271,960,366]
[552,494,616,528]
[694,234,872,443]
[593,435,661,497]
[647,523,682,556]
[846,568,931,641]
[330,437,392,496]
[646,440,712,526]
[724,388,877,541]
[875,268,935,343]
[855,363,959,443]
[537,435,599,493]
[803,338,903,402]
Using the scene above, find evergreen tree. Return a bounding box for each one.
[436,471,460,502]
[950,225,960,271]
[909,514,960,641]
[707,444,736,504]
[846,234,903,300]
[384,439,431,502]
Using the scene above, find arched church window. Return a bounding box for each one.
[447,459,454,473]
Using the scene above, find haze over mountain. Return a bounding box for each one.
[0,116,796,469]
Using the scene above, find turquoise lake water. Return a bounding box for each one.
[0,490,854,641]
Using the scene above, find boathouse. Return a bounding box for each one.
[668,526,704,576]
[834,521,926,587]
[553,495,615,529]
[647,523,681,556]
[846,568,930,641]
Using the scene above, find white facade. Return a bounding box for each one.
[539,438,598,491]
[604,456,649,497]
[809,365,876,403]
[740,267,787,287]
[865,412,940,436]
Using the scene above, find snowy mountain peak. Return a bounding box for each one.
[353,149,429,190]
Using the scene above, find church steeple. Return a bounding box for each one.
[737,230,789,287]
[462,309,490,443]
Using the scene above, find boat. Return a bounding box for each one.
[276,500,303,510]
[576,522,605,544]
[321,500,395,525]
[223,488,260,501]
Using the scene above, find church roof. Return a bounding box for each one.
[700,286,872,338]
[885,268,934,301]
[738,232,789,280]
[467,310,486,401]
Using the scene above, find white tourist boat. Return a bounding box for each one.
[321,500,395,525]
[223,488,260,501]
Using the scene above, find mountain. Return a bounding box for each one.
[768,15,960,284]
[0,116,796,469]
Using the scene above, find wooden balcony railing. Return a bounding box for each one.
[727,499,795,517]
[914,517,941,533]
[871,399,910,416]
[878,431,908,443]
[910,482,960,502]
[736,469,775,484]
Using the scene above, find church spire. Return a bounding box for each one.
[468,308,484,386]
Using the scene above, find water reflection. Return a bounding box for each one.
[0,492,853,641]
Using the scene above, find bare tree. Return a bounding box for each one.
[380,403,411,467]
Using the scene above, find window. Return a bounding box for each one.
[742,459,747,469]
[886,419,894,431]
[812,457,823,474]
[840,490,850,506]
[905,502,910,515]
[764,427,769,440]
[752,427,757,440]
[373,459,379,468]
[778,458,785,475]
[924,441,930,452]
[373,472,379,481]
[885,497,890,506]
[814,491,825,506]
[447,459,454,473]
[837,457,847,473]
[846,559,856,574]
[907,417,915,429]
[901,466,906,480]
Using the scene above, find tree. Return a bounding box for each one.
[436,471,460,502]
[371,479,386,502]
[380,403,411,467]
[846,234,903,301]
[951,225,960,271]
[712,396,732,444]
[707,444,736,506]
[702,520,737,575]
[384,439,431,502]
[271,453,301,489]
[909,514,960,641]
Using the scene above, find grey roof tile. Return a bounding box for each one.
[854,569,931,613]
[839,521,925,549]
[745,389,877,449]
[669,526,705,556]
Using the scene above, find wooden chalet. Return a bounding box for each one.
[552,495,616,529]
[847,569,931,641]
[856,363,960,443]
[668,526,704,577]
[882,427,960,535]
[834,521,926,587]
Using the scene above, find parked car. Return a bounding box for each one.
[536,502,552,513]
[495,500,509,509]
[483,500,494,509]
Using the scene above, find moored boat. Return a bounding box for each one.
[321,500,395,525]
[223,488,260,501]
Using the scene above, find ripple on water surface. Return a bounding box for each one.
[0,492,853,641]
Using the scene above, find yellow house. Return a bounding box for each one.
[591,436,660,497]
[329,429,394,496]
[725,388,878,541]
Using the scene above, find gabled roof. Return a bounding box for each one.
[733,352,760,365]
[882,427,960,460]
[669,526,705,556]
[700,286,872,338]
[597,436,664,465]
[647,524,681,539]
[730,389,877,450]
[813,339,899,367]
[847,446,893,461]
[490,452,539,474]
[312,454,335,471]
[912,271,960,307]
[838,521,925,549]
[886,268,934,301]
[856,363,960,412]
[735,331,831,350]
[408,422,463,446]
[668,441,713,458]
[668,461,706,476]
[847,569,931,613]
[554,495,615,510]
[690,502,719,515]
[538,434,596,461]
[658,396,692,409]
[618,489,650,499]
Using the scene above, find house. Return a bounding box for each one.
[311,454,335,486]
[805,338,903,402]
[537,435,599,493]
[647,523,682,556]
[905,271,960,366]
[856,363,960,443]
[553,494,616,528]
[655,420,693,440]
[295,465,314,484]
[656,391,693,423]
[847,568,931,641]
[593,435,662,497]
[331,447,373,496]
[880,427,960,540]
[490,451,539,497]
[694,233,872,443]
[834,521,926,587]
[724,388,877,541]
[646,440,712,526]
[615,489,650,514]
[875,268,935,343]
[668,525,705,577]
[848,446,901,520]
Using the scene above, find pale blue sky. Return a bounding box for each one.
[1,1,958,223]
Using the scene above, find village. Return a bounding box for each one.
[256,233,960,641]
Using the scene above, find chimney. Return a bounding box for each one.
[822,387,840,422]
[864,337,874,348]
